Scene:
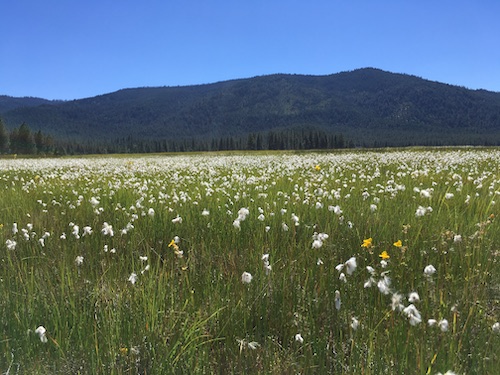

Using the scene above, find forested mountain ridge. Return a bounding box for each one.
[2,68,500,147]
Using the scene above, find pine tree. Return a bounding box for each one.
[0,118,9,154]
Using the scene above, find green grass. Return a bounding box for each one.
[1,149,499,374]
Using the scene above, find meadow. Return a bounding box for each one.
[0,149,499,374]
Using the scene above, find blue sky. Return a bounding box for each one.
[1,0,499,100]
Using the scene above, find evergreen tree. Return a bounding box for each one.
[16,123,36,154]
[0,118,8,154]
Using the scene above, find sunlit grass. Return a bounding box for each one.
[0,149,499,374]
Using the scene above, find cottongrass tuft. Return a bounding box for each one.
[35,326,48,343]
[241,272,253,284]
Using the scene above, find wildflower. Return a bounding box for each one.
[139,256,148,262]
[172,216,182,224]
[316,258,324,266]
[380,259,388,268]
[351,317,359,331]
[201,209,210,216]
[391,293,404,312]
[82,226,92,236]
[415,206,427,217]
[402,304,422,326]
[366,266,376,275]
[282,223,289,231]
[312,239,323,249]
[339,273,347,283]
[424,264,437,276]
[12,223,18,234]
[257,213,265,221]
[295,333,304,344]
[377,276,391,295]
[241,272,253,284]
[128,272,138,285]
[247,341,260,350]
[334,290,341,310]
[35,326,48,343]
[262,254,271,275]
[438,319,449,332]
[38,238,45,247]
[233,219,241,230]
[428,319,437,327]
[75,256,84,266]
[315,165,321,171]
[361,237,373,248]
[344,257,357,275]
[379,251,390,260]
[492,322,500,333]
[370,204,377,212]
[453,234,462,243]
[148,208,155,217]
[393,240,402,248]
[445,193,454,199]
[408,292,420,303]
[101,222,114,236]
[329,205,342,215]
[72,224,80,239]
[364,278,375,288]
[6,239,17,250]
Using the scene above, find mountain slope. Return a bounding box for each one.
[2,68,500,145]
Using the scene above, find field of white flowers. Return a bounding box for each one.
[1,149,499,374]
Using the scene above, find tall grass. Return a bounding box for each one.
[0,149,499,374]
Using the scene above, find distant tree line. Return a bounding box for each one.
[0,118,55,155]
[0,117,352,155]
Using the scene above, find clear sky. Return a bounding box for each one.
[1,0,499,100]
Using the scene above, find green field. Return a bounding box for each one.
[1,150,499,374]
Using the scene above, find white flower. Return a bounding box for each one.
[377,277,391,295]
[492,322,500,333]
[89,197,100,207]
[35,326,48,343]
[428,319,437,326]
[128,272,138,285]
[366,266,376,275]
[415,205,427,217]
[295,333,304,344]
[148,208,155,217]
[72,224,80,239]
[172,216,182,224]
[453,234,462,243]
[12,223,18,234]
[312,239,323,249]
[370,204,377,212]
[202,209,210,216]
[445,193,454,199]
[82,226,92,236]
[316,258,324,266]
[424,264,437,276]
[391,293,404,312]
[335,290,341,310]
[408,292,420,303]
[351,317,359,331]
[402,304,422,326]
[257,213,265,221]
[101,222,114,236]
[6,239,17,250]
[438,319,449,332]
[344,257,357,275]
[139,256,148,262]
[233,219,241,230]
[241,272,253,284]
[282,223,289,232]
[75,256,84,266]
[339,273,347,283]
[247,341,260,350]
[38,238,45,247]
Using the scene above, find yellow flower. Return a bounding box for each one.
[393,240,402,247]
[315,165,321,171]
[361,237,373,248]
[168,239,176,248]
[379,250,390,259]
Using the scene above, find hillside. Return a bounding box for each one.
[2,68,500,147]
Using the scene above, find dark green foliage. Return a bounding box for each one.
[0,118,8,153]
[1,68,500,149]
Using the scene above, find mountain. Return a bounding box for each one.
[2,68,500,147]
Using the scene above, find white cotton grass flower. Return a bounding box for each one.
[334,290,341,310]
[201,209,210,216]
[172,216,182,224]
[391,293,405,312]
[445,192,454,199]
[128,272,138,285]
[241,272,253,284]
[147,208,155,217]
[415,205,427,217]
[402,304,422,326]
[35,326,48,343]
[339,273,347,283]
[453,234,462,243]
[351,317,359,331]
[408,292,420,303]
[101,222,114,236]
[233,219,241,230]
[75,256,84,266]
[295,333,304,344]
[72,224,80,239]
[492,322,500,333]
[377,276,391,295]
[12,223,18,234]
[317,258,324,266]
[6,239,17,250]
[438,319,449,332]
[139,256,148,262]
[312,239,323,249]
[424,264,437,276]
[366,266,376,275]
[428,319,438,327]
[82,226,92,236]
[370,204,377,212]
[262,254,271,275]
[344,257,357,275]
[282,222,289,232]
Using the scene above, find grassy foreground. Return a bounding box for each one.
[0,150,499,374]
